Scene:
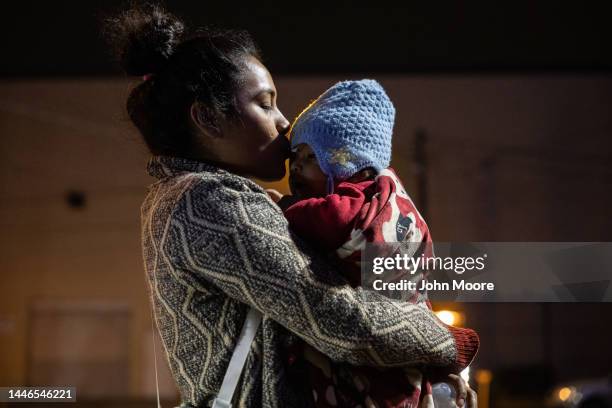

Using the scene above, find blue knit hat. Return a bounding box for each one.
[290,79,395,193]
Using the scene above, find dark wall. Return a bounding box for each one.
[2,2,612,77]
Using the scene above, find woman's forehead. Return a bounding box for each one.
[241,56,276,96]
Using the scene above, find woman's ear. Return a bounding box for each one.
[190,101,222,139]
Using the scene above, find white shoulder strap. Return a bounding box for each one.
[150,307,163,408]
[212,307,263,408]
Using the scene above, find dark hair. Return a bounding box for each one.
[104,4,261,156]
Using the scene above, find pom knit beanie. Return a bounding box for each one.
[290,79,395,193]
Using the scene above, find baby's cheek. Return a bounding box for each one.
[301,164,323,181]
[304,167,329,195]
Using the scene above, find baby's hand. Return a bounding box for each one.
[265,189,299,210]
[265,189,283,203]
[277,194,299,210]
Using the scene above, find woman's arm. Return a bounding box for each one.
[167,175,478,370]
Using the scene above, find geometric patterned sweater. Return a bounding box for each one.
[140,155,478,408]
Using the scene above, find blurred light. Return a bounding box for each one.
[558,387,573,402]
[475,369,492,408]
[475,369,492,384]
[460,366,470,385]
[435,310,465,326]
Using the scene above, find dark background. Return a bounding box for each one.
[2,2,612,77]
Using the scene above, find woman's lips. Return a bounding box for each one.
[277,135,291,159]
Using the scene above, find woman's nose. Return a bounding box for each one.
[276,111,290,136]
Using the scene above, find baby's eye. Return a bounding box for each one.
[307,153,316,160]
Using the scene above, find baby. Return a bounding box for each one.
[274,80,479,408]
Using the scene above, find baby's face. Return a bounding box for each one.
[289,143,328,199]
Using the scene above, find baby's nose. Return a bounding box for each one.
[291,157,304,173]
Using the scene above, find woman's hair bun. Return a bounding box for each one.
[104,3,185,76]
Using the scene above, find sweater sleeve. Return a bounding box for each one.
[167,176,478,370]
[283,183,366,251]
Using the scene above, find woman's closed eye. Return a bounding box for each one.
[257,93,274,112]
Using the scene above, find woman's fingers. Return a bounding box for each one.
[448,374,468,407]
[447,373,478,408]
[467,386,478,407]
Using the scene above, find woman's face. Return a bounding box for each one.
[208,56,291,181]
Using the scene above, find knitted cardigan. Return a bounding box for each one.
[141,155,477,408]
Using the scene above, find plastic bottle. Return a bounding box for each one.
[431,382,458,408]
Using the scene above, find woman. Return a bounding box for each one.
[105,5,478,408]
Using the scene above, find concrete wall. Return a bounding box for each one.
[1,75,611,396]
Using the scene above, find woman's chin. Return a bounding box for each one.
[255,164,286,181]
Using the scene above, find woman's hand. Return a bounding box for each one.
[447,373,477,408]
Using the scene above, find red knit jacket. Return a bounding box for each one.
[285,168,433,288]
[284,168,479,408]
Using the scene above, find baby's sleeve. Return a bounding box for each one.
[283,183,366,251]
